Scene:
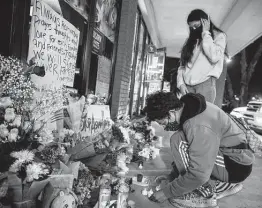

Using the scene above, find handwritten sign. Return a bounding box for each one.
[28,0,80,88]
[80,105,112,139]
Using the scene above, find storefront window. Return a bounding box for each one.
[132,22,145,115]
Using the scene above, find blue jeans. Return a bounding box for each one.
[187,77,216,103]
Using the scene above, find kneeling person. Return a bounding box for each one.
[144,92,254,207]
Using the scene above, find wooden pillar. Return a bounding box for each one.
[81,0,97,95]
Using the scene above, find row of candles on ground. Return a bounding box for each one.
[96,174,134,208]
[96,173,161,208]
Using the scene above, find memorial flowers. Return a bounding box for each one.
[73,163,100,206]
[130,120,161,161]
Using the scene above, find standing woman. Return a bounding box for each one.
[177,9,227,103]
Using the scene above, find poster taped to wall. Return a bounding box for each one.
[28,0,80,88]
[146,49,165,83]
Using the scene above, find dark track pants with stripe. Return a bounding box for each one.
[169,130,252,186]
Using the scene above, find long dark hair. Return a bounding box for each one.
[180,9,228,67]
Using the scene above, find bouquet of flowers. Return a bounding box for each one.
[73,163,100,206]
[0,55,70,207]
[93,123,134,176]
[8,150,51,207]
[129,120,160,162]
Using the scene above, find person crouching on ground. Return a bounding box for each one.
[144,92,254,208]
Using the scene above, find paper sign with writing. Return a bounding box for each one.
[92,28,104,55]
[80,105,112,140]
[28,0,80,88]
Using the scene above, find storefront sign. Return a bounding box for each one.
[92,28,103,55]
[80,105,112,139]
[146,50,165,82]
[28,0,80,88]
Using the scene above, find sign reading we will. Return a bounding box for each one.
[28,0,80,88]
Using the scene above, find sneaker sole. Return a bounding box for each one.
[169,195,218,208]
[169,200,219,208]
[216,183,243,199]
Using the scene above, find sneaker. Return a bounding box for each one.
[169,191,218,208]
[215,181,243,199]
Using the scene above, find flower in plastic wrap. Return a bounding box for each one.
[22,121,32,133]
[12,115,22,127]
[38,127,54,144]
[125,146,134,163]
[0,97,13,108]
[147,126,156,138]
[4,107,15,122]
[138,147,151,159]
[68,129,75,136]
[0,124,9,138]
[60,145,67,155]
[25,162,50,182]
[86,94,97,104]
[8,128,19,142]
[33,120,43,131]
[119,126,130,144]
[116,153,129,175]
[58,128,67,139]
[150,146,160,159]
[134,132,144,142]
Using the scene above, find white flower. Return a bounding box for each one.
[8,128,19,142]
[68,130,75,136]
[150,146,160,159]
[9,159,24,173]
[0,124,9,138]
[4,108,16,122]
[38,128,54,144]
[22,121,32,133]
[138,147,151,159]
[134,133,144,141]
[33,120,43,131]
[12,115,22,127]
[149,127,156,138]
[119,126,130,144]
[58,129,67,139]
[0,97,13,108]
[26,163,49,182]
[10,150,35,162]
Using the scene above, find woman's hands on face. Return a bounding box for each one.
[201,16,210,32]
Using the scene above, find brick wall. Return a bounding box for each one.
[111,0,138,119]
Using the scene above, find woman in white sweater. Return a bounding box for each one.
[177,9,227,103]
